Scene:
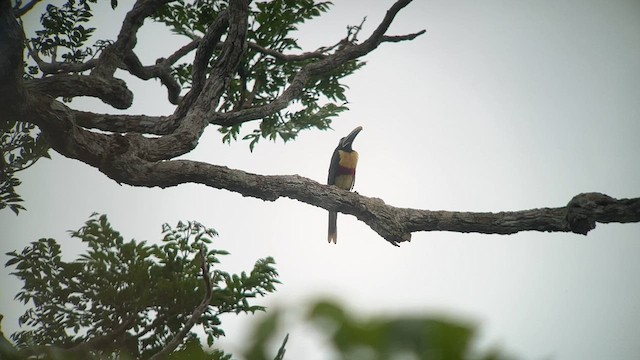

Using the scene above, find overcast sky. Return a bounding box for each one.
[2,1,640,359]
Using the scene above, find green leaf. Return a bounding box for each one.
[1,121,51,214]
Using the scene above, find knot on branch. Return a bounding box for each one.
[360,197,411,246]
[566,192,640,235]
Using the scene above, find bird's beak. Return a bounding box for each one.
[342,126,363,147]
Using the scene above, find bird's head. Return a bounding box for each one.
[338,126,363,151]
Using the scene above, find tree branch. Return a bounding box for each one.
[187,9,230,104]
[153,0,249,160]
[13,0,42,17]
[92,0,173,79]
[247,41,328,61]
[0,0,26,115]
[148,246,215,360]
[15,90,639,245]
[98,161,640,245]
[166,39,200,64]
[208,0,426,128]
[73,110,175,135]
[566,193,640,234]
[51,137,639,245]
[121,50,182,104]
[381,30,427,43]
[26,42,99,75]
[26,75,133,109]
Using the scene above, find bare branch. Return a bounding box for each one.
[166,39,200,64]
[79,155,640,245]
[73,110,176,135]
[9,87,640,246]
[566,193,640,234]
[153,0,249,160]
[189,10,230,100]
[121,51,182,104]
[13,0,42,17]
[247,41,328,61]
[92,0,173,78]
[167,35,330,69]
[274,334,289,360]
[148,246,215,360]
[26,75,133,109]
[382,30,427,43]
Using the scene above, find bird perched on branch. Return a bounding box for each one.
[327,126,363,243]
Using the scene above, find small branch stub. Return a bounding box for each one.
[567,192,640,235]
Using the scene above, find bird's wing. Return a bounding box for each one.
[327,147,340,185]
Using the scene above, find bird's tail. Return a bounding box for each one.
[328,211,337,243]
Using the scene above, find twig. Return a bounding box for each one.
[273,334,289,360]
[148,246,215,360]
[13,0,42,17]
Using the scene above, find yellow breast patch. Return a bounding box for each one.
[338,150,359,168]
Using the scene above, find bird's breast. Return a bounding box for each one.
[338,150,359,169]
[334,150,358,190]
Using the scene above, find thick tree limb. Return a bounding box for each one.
[56,147,640,245]
[187,9,230,104]
[247,41,328,61]
[73,111,176,135]
[132,0,250,162]
[0,0,25,114]
[30,106,636,245]
[26,75,133,109]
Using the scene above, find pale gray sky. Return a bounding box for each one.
[2,1,640,359]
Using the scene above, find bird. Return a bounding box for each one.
[327,126,363,243]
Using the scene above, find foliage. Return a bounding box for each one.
[32,1,95,64]
[153,0,363,150]
[4,214,279,359]
[246,299,513,360]
[1,215,517,359]
[3,0,113,215]
[0,121,50,215]
[22,0,115,78]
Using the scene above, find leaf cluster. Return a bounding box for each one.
[246,299,512,360]
[5,214,279,359]
[0,121,50,215]
[30,0,96,71]
[23,0,116,78]
[153,0,364,150]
